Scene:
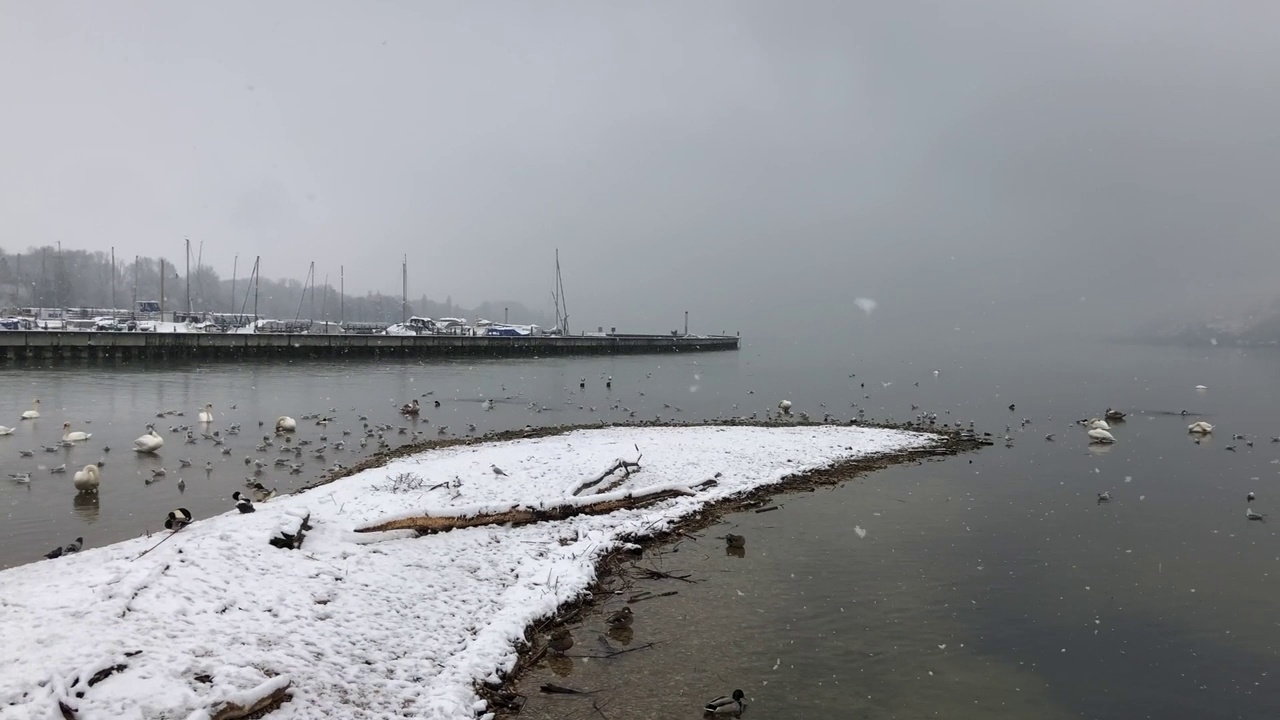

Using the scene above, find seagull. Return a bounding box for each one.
[18,450,34,457]
[1247,492,1255,503]
[1247,507,1265,521]
[1044,434,1055,441]
[9,472,32,483]
[1097,491,1111,504]
[177,477,186,492]
[49,464,66,474]
[491,465,508,477]
[179,458,193,468]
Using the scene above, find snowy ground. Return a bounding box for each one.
[0,425,937,720]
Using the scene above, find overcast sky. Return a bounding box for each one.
[3,1,1278,337]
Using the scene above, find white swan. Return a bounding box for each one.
[61,422,92,442]
[197,403,214,423]
[133,428,165,453]
[21,399,40,420]
[0,425,14,436]
[275,416,297,432]
[73,464,101,493]
[1088,418,1110,430]
[1088,428,1116,444]
[1188,421,1214,434]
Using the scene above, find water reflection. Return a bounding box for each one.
[606,626,634,646]
[71,492,100,521]
[545,655,574,677]
[724,545,745,559]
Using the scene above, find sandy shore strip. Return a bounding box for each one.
[1,425,942,720]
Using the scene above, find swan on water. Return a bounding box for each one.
[0,425,14,436]
[21,399,40,420]
[133,427,165,453]
[1088,418,1110,430]
[1187,421,1214,434]
[197,403,214,423]
[275,416,297,432]
[1088,428,1116,444]
[73,463,102,493]
[61,422,92,442]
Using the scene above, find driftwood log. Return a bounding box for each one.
[570,450,643,496]
[208,678,292,720]
[355,480,715,535]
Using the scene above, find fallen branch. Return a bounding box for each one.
[356,484,698,534]
[269,512,312,550]
[208,676,291,720]
[627,590,678,603]
[540,683,586,695]
[570,449,643,496]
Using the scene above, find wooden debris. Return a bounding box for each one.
[570,451,643,496]
[754,505,779,514]
[540,683,584,695]
[627,590,677,603]
[356,485,701,534]
[269,512,312,550]
[208,678,291,720]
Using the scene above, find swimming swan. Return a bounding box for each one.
[1187,421,1214,434]
[0,425,14,436]
[73,464,101,493]
[61,422,92,442]
[133,428,165,453]
[197,403,214,423]
[275,416,297,432]
[1088,428,1116,444]
[21,399,40,420]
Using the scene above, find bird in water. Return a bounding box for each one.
[778,400,793,416]
[548,628,574,655]
[232,491,255,513]
[704,689,746,716]
[49,464,66,474]
[606,606,634,629]
[177,477,186,492]
[73,463,102,493]
[1044,434,1055,442]
[1247,507,1265,521]
[179,458,193,468]
[725,534,746,549]
[1247,492,1255,503]
[1087,428,1116,444]
[1097,491,1111,504]
[9,472,32,484]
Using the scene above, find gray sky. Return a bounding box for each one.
[3,1,1279,337]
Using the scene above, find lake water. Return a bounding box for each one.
[3,336,1279,717]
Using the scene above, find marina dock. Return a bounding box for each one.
[0,331,740,361]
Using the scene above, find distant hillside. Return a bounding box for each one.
[0,246,552,326]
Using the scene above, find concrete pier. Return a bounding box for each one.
[0,331,739,362]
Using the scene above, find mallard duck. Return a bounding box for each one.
[275,416,297,432]
[548,628,574,655]
[606,607,633,629]
[165,507,193,530]
[61,422,91,442]
[1105,408,1126,421]
[1187,421,1214,434]
[400,399,420,416]
[1087,428,1115,444]
[725,533,746,549]
[73,463,101,492]
[197,403,214,423]
[21,399,40,420]
[704,689,745,716]
[232,491,255,513]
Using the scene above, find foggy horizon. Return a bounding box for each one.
[4,1,1280,340]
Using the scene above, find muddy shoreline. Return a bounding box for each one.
[453,425,984,717]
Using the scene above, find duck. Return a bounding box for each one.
[0,425,14,436]
[45,536,83,560]
[1087,428,1116,444]
[73,463,102,493]
[704,689,746,716]
[1105,408,1126,421]
[21,399,40,420]
[548,628,574,655]
[164,507,193,530]
[232,491,255,513]
[197,403,214,423]
[725,533,746,549]
[400,399,420,416]
[1187,421,1214,434]
[275,416,297,432]
[606,607,634,629]
[778,400,793,415]
[133,427,164,454]
[61,422,92,442]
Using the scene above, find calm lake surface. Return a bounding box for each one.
[3,335,1279,717]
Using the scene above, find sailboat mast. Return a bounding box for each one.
[232,255,238,315]
[185,237,191,315]
[340,265,344,325]
[253,256,260,321]
[401,255,408,323]
[110,247,116,311]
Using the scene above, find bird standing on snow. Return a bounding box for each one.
[704,689,746,716]
[491,465,508,477]
[232,491,255,513]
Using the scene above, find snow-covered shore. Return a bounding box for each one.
[1,425,938,720]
